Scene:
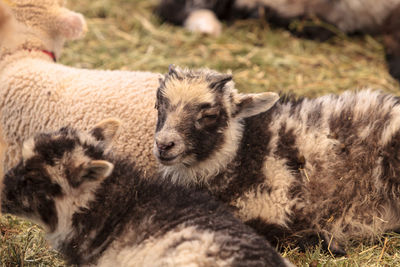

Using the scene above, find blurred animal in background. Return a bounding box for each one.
[0,124,6,216]
[1,119,294,267]
[154,66,400,255]
[0,0,161,174]
[157,0,400,82]
[0,0,87,59]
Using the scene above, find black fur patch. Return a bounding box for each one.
[90,127,105,141]
[82,143,106,160]
[157,0,192,25]
[245,218,291,248]
[275,123,304,173]
[386,54,400,82]
[155,86,170,132]
[2,159,62,232]
[34,134,76,165]
[157,0,255,25]
[207,105,276,203]
[180,100,229,162]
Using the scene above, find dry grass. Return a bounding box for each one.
[1,0,400,266]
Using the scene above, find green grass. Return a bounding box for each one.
[1,0,400,266]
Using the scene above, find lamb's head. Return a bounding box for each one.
[1,119,119,234]
[154,66,279,184]
[0,0,86,58]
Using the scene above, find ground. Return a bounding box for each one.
[1,0,400,266]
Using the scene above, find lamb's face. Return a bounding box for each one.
[154,66,280,169]
[154,68,233,166]
[1,119,118,232]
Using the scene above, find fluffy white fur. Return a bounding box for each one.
[0,0,161,174]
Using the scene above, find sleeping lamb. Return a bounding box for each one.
[154,66,400,254]
[157,0,400,81]
[0,0,160,174]
[1,119,293,267]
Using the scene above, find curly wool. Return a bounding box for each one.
[0,1,161,174]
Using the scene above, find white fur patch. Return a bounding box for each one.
[184,9,222,36]
[96,225,226,267]
[22,137,35,160]
[163,77,215,108]
[234,157,298,227]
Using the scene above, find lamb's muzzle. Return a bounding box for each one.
[154,130,185,165]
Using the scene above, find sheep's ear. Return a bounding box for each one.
[90,118,121,144]
[233,92,279,119]
[209,74,233,92]
[80,160,114,182]
[53,9,87,40]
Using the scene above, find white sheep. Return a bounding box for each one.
[154,66,400,255]
[0,0,161,174]
[1,119,294,267]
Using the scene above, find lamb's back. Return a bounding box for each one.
[0,57,161,173]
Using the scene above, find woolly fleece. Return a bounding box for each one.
[0,0,161,174]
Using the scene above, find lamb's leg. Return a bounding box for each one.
[245,218,291,249]
[294,230,347,257]
[245,218,347,256]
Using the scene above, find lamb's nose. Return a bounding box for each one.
[156,141,175,152]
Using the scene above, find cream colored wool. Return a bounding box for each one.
[0,0,161,174]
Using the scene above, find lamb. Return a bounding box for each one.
[154,66,400,255]
[0,119,294,267]
[0,0,161,174]
[157,0,400,81]
[157,0,400,38]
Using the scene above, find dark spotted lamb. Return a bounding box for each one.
[0,119,293,267]
[154,66,400,255]
[157,0,400,81]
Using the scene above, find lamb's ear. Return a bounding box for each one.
[90,118,121,144]
[209,74,233,92]
[53,9,87,40]
[168,64,180,79]
[233,92,279,119]
[80,160,114,182]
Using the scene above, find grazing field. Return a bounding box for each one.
[1,0,400,266]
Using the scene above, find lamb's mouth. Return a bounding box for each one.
[157,154,181,165]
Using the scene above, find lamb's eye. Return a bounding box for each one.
[198,112,218,124]
[202,114,217,120]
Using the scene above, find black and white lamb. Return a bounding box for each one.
[157,0,400,81]
[154,66,400,255]
[0,119,293,267]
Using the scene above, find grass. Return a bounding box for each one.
[1,0,400,266]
